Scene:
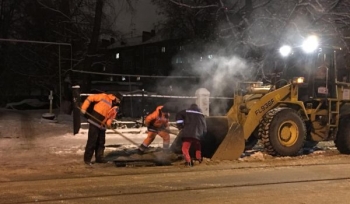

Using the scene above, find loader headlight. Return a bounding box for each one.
[279,45,292,57]
[302,35,319,53]
[292,77,305,84]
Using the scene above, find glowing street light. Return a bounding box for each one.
[279,45,292,57]
[302,35,319,53]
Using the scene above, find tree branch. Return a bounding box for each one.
[169,0,219,9]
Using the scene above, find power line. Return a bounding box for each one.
[80,93,232,100]
[71,69,201,79]
[0,38,71,46]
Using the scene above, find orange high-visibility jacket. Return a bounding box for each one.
[81,93,118,128]
[145,106,169,129]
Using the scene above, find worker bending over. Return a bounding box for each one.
[139,105,170,153]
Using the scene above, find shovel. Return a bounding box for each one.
[78,107,139,146]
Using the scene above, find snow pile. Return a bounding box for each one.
[5,99,48,109]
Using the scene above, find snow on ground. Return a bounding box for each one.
[0,108,182,179]
[0,108,343,172]
[0,108,178,157]
[64,126,178,155]
[1,107,348,184]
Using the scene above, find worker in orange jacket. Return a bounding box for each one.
[81,93,122,165]
[138,105,170,153]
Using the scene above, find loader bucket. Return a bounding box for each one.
[210,118,245,161]
[170,116,245,161]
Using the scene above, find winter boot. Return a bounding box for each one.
[95,158,108,163]
[184,161,193,167]
[195,158,203,164]
[138,144,148,154]
[84,161,93,167]
[84,151,93,165]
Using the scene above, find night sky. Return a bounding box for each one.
[114,0,159,36]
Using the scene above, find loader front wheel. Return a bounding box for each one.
[259,108,306,156]
[245,128,259,150]
[335,116,350,154]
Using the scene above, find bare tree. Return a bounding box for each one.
[153,0,350,79]
[0,0,137,106]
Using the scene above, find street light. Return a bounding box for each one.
[302,35,319,53]
[279,45,292,57]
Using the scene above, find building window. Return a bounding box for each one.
[161,47,166,53]
[116,53,120,59]
[176,57,183,64]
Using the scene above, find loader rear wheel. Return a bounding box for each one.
[335,116,350,154]
[259,108,306,156]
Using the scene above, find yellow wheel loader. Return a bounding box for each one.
[171,42,350,161]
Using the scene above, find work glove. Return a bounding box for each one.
[144,121,150,127]
[111,120,118,129]
[164,113,170,119]
[176,124,184,130]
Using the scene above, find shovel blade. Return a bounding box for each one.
[211,122,245,161]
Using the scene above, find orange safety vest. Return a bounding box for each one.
[81,93,118,128]
[145,106,169,128]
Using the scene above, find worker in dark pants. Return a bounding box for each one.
[175,104,207,167]
[81,93,122,166]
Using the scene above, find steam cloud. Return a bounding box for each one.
[154,45,255,115]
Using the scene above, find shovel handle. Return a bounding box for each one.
[77,106,139,146]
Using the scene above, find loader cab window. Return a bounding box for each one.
[312,50,335,98]
[282,52,316,101]
[314,53,329,80]
[334,50,349,83]
[281,52,314,82]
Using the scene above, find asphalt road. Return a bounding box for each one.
[2,160,350,204]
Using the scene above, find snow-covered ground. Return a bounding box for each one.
[0,108,343,181]
[70,124,178,154]
[0,108,181,180]
[0,108,178,155]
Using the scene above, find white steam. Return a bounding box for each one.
[193,55,250,97]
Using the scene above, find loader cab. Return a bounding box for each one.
[277,49,316,100]
[278,46,344,101]
[305,47,346,100]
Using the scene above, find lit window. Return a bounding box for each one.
[161,47,166,53]
[116,53,120,59]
